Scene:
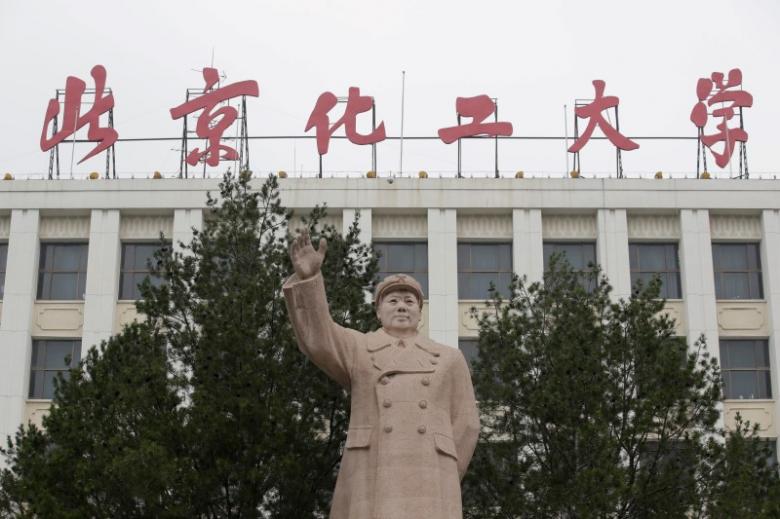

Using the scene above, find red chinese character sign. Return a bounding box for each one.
[170,67,259,177]
[690,68,752,176]
[305,87,386,177]
[438,95,512,143]
[568,80,638,178]
[40,65,118,179]
[438,95,512,177]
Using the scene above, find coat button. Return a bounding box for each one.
[383,399,392,408]
[418,400,428,409]
[417,425,427,434]
[384,425,393,433]
[421,377,430,386]
[380,377,389,385]
[431,360,438,365]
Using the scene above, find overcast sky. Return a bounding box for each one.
[1,0,778,179]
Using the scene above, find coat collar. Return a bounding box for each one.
[365,328,442,375]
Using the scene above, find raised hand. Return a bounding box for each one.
[290,229,328,280]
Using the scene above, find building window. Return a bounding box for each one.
[0,242,7,299]
[629,243,682,299]
[119,242,169,300]
[459,338,479,372]
[712,242,763,300]
[374,241,428,297]
[720,339,771,400]
[457,242,512,300]
[544,241,597,289]
[29,339,81,399]
[37,243,88,300]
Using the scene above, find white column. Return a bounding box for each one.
[173,209,203,254]
[81,210,121,355]
[512,209,544,286]
[0,209,40,443]
[343,208,372,243]
[760,210,780,450]
[427,209,458,348]
[679,209,722,426]
[597,209,631,301]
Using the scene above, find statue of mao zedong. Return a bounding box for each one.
[284,230,480,519]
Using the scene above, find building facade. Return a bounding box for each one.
[0,177,779,456]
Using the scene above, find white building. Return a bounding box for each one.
[0,177,778,457]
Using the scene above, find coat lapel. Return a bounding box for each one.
[365,329,443,377]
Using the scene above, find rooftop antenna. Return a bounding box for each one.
[399,70,406,177]
[564,104,569,175]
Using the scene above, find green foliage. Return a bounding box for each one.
[0,170,378,518]
[698,416,780,519]
[463,255,778,518]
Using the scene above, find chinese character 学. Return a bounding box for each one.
[568,80,638,153]
[40,64,118,164]
[438,95,512,144]
[170,68,259,167]
[305,87,386,155]
[690,68,753,169]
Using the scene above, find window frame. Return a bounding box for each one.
[719,338,772,400]
[457,241,513,300]
[628,241,682,299]
[28,339,82,400]
[373,240,429,299]
[37,242,89,301]
[712,241,764,300]
[118,241,170,301]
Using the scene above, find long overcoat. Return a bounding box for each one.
[284,273,480,519]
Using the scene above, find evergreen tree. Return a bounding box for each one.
[0,171,378,518]
[463,256,729,518]
[697,416,780,519]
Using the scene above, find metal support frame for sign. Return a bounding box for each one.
[571,100,624,179]
[318,96,378,178]
[695,107,749,179]
[178,91,251,179]
[456,98,501,179]
[46,88,116,180]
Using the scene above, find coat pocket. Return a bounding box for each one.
[345,426,373,449]
[433,433,459,460]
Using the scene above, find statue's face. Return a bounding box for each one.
[377,289,421,336]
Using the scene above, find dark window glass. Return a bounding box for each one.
[720,339,772,399]
[119,242,170,300]
[0,242,7,299]
[629,242,682,299]
[459,338,479,372]
[37,243,88,300]
[457,242,512,300]
[374,242,428,297]
[712,243,763,300]
[543,241,597,290]
[29,339,81,399]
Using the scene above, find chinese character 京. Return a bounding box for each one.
[690,68,753,169]
[568,80,638,153]
[169,68,259,167]
[438,95,513,144]
[40,64,118,164]
[305,87,386,155]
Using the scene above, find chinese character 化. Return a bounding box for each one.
[305,87,386,155]
[40,64,118,164]
[438,95,512,144]
[690,68,753,169]
[568,80,638,153]
[170,68,259,167]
